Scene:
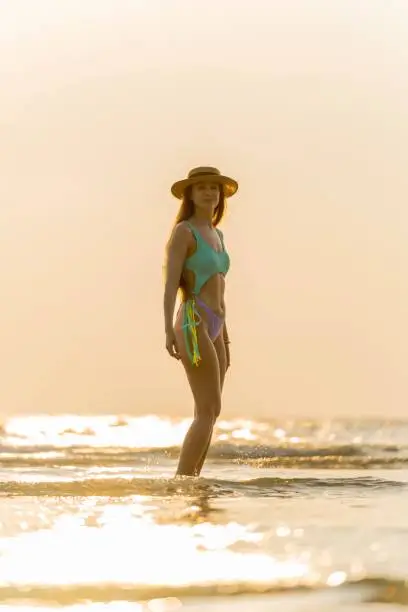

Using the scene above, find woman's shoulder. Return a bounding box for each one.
[173,220,193,237]
[169,221,194,245]
[175,220,192,231]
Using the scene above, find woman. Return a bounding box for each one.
[163,166,238,477]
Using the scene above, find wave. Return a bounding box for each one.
[1,442,407,470]
[1,474,405,498]
[0,577,406,605]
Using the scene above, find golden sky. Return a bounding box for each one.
[1,0,408,418]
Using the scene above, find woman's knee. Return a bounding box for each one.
[195,399,220,423]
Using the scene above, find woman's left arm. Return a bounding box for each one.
[222,298,231,370]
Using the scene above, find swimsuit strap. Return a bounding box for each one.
[186,221,201,243]
[215,228,225,251]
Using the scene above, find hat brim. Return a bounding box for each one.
[171,174,238,200]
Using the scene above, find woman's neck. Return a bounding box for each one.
[190,212,213,228]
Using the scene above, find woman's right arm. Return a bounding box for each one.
[163,223,189,357]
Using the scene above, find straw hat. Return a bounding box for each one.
[171,166,238,200]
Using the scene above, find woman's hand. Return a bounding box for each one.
[166,330,180,360]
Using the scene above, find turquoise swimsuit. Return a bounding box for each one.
[181,222,230,366]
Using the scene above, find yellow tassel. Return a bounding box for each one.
[185,299,201,366]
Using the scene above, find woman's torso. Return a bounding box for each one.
[181,221,230,315]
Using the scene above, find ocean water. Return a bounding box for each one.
[1,415,408,611]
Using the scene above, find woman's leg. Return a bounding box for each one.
[174,314,222,476]
[193,334,227,476]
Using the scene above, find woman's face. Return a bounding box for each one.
[191,181,220,212]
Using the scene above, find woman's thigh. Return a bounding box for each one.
[174,308,221,418]
[213,332,227,392]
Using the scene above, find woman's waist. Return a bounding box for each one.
[182,269,226,298]
[183,293,225,318]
